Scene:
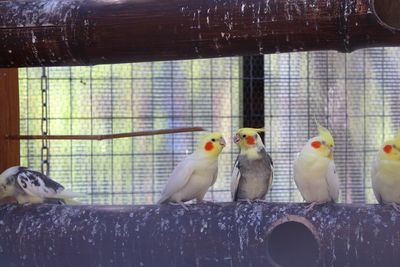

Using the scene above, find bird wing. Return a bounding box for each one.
[157,155,195,204]
[371,154,383,204]
[230,157,241,201]
[326,160,340,202]
[210,163,219,187]
[16,169,65,198]
[261,148,274,191]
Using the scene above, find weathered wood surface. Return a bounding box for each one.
[0,69,20,172]
[0,0,400,67]
[0,202,399,266]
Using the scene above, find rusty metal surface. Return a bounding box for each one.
[0,202,399,266]
[0,0,400,67]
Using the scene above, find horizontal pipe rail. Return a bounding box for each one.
[0,0,400,67]
[6,127,205,140]
[0,203,399,266]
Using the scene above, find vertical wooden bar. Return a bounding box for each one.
[0,68,20,172]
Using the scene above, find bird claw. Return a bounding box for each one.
[305,202,320,212]
[391,203,400,212]
[170,202,189,211]
[237,199,252,205]
[254,199,268,203]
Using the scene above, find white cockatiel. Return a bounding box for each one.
[294,121,340,211]
[157,132,226,206]
[371,132,400,211]
[0,166,81,204]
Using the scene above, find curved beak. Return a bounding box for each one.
[220,137,226,148]
[233,134,240,144]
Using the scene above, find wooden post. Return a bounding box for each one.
[0,69,20,172]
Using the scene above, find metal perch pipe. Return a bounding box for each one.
[0,203,399,267]
[0,0,400,68]
[6,127,206,140]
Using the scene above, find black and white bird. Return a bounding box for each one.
[0,166,81,204]
[231,128,274,202]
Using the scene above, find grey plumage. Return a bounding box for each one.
[231,148,273,201]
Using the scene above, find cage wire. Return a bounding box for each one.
[18,48,400,205]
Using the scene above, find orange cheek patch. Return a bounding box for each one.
[205,141,214,151]
[311,141,321,149]
[246,136,256,145]
[384,145,392,154]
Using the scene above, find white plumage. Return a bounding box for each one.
[157,153,218,204]
[294,148,339,203]
[371,157,400,204]
[157,132,225,205]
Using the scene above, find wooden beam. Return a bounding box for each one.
[0,0,400,68]
[0,68,20,172]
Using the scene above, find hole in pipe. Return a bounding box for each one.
[373,0,400,30]
[267,221,319,267]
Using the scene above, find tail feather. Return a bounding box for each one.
[57,189,83,198]
[63,198,81,205]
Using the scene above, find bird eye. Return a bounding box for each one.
[242,134,246,138]
[211,138,216,142]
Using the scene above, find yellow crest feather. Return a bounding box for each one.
[238,127,265,133]
[315,119,334,146]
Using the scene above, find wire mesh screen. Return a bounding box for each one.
[18,59,241,204]
[264,48,400,204]
[18,48,400,205]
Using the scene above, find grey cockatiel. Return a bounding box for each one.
[231,128,274,201]
[0,166,81,204]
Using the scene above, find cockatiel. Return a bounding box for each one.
[157,132,226,207]
[0,166,81,204]
[231,128,273,202]
[371,132,400,211]
[294,121,340,211]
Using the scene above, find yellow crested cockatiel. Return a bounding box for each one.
[371,132,400,211]
[231,128,273,202]
[294,121,340,211]
[157,132,226,207]
[0,166,81,204]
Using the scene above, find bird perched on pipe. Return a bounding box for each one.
[0,166,81,204]
[371,132,400,211]
[231,128,273,202]
[294,121,340,211]
[157,132,226,208]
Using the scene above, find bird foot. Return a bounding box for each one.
[254,199,268,203]
[169,202,189,211]
[0,196,18,205]
[391,203,400,212]
[238,199,252,205]
[305,202,322,212]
